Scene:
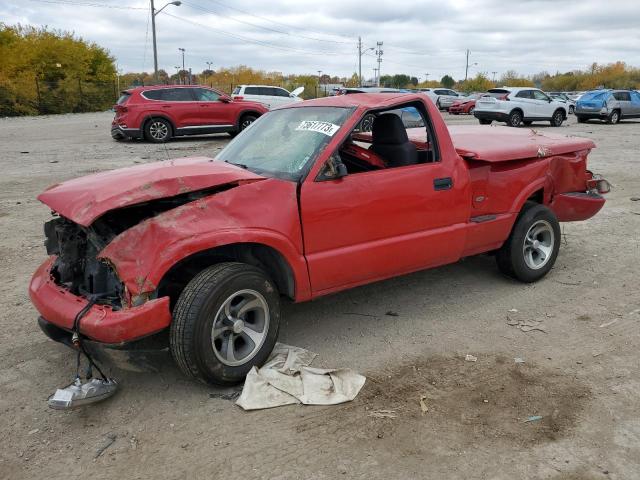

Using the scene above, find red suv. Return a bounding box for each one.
[111,85,269,142]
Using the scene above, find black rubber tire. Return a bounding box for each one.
[496,202,561,283]
[468,106,475,115]
[478,119,492,125]
[569,105,575,114]
[607,110,620,124]
[550,109,565,127]
[170,262,280,385]
[143,117,172,143]
[523,121,533,126]
[508,110,523,127]
[436,99,442,110]
[576,115,587,123]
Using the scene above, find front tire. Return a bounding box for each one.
[468,106,475,115]
[576,115,587,123]
[496,203,561,283]
[144,118,172,143]
[508,110,523,127]
[170,262,280,385]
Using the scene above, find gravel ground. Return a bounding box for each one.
[0,111,639,480]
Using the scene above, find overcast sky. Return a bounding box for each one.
[3,0,640,81]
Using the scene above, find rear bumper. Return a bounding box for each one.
[575,109,608,119]
[111,125,142,140]
[550,192,605,222]
[29,257,172,344]
[474,110,509,122]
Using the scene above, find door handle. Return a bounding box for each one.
[434,177,453,191]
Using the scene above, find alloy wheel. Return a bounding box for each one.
[211,289,270,367]
[522,220,555,270]
[149,121,169,140]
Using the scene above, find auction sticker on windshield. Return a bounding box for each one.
[296,120,340,136]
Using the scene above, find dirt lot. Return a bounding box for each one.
[1,111,639,480]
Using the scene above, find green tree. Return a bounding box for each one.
[440,75,455,88]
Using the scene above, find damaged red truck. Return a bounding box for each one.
[30,93,610,385]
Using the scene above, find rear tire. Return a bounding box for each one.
[550,109,565,127]
[607,110,620,124]
[144,117,172,143]
[170,262,280,385]
[496,202,561,283]
[508,110,523,127]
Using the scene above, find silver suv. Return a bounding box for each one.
[575,89,640,124]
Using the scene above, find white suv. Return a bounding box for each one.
[417,88,464,110]
[474,87,567,127]
[232,85,304,109]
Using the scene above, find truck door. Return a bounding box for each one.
[300,108,469,296]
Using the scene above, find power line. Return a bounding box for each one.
[182,1,355,45]
[188,0,355,43]
[163,12,344,57]
[25,0,145,9]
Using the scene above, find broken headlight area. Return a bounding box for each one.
[44,217,125,308]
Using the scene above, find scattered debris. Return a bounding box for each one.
[483,399,489,403]
[524,415,543,423]
[20,151,29,154]
[420,395,429,415]
[554,280,581,286]
[465,354,478,362]
[49,160,59,164]
[94,433,116,459]
[599,319,619,328]
[631,197,640,201]
[209,390,241,401]
[368,409,397,419]
[514,357,525,364]
[385,311,399,317]
[27,428,39,435]
[508,308,518,313]
[507,316,547,333]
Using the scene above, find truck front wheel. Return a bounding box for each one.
[170,262,280,385]
[496,203,561,283]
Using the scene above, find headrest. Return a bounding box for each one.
[371,113,409,145]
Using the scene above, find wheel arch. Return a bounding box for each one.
[236,109,264,129]
[510,178,552,214]
[553,107,567,119]
[142,114,176,134]
[157,242,296,309]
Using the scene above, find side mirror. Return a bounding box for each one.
[220,95,232,103]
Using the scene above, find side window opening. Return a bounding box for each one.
[319,101,439,180]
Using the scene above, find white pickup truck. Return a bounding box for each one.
[474,87,568,127]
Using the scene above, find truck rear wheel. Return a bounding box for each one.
[496,203,560,283]
[170,262,280,385]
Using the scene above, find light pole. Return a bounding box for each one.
[357,37,375,87]
[178,47,185,84]
[205,61,214,86]
[174,66,180,84]
[151,0,181,83]
[373,68,378,86]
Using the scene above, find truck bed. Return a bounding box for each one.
[406,126,595,162]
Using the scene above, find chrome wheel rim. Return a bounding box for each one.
[469,106,474,114]
[511,113,521,126]
[211,289,269,366]
[149,121,168,140]
[553,112,562,125]
[523,220,554,270]
[611,112,619,123]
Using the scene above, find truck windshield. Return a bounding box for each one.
[215,106,352,181]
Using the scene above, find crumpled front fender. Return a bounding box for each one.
[98,178,310,301]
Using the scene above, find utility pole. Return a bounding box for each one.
[174,66,180,84]
[375,41,383,87]
[425,72,429,83]
[178,47,185,84]
[317,70,323,97]
[151,0,181,83]
[465,49,470,81]
[492,71,497,82]
[373,68,378,86]
[357,37,374,87]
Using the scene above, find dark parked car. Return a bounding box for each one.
[111,85,268,142]
[575,89,640,124]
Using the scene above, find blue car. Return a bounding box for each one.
[575,89,640,124]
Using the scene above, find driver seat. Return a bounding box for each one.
[369,114,418,167]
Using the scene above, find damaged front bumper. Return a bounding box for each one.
[29,257,172,345]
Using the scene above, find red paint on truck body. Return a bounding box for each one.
[30,93,608,344]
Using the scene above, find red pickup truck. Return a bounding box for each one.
[30,93,609,385]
